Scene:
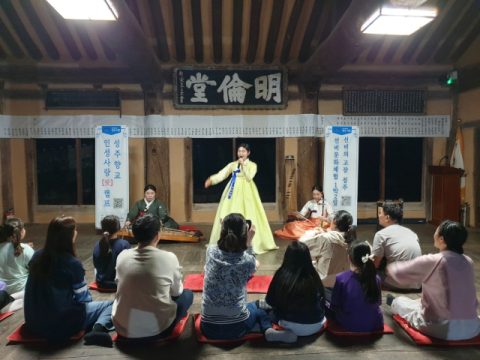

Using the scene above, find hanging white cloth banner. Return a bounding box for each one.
[323,126,360,225]
[95,126,129,229]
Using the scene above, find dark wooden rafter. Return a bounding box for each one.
[231,0,244,64]
[191,0,204,63]
[264,0,285,64]
[99,39,116,61]
[401,0,448,64]
[171,0,186,63]
[383,37,403,64]
[298,0,325,63]
[0,0,42,60]
[317,0,351,46]
[308,0,333,55]
[212,0,223,64]
[298,0,382,82]
[125,0,143,27]
[45,1,82,61]
[450,19,480,63]
[433,2,480,63]
[0,19,24,58]
[246,0,262,64]
[147,0,170,62]
[73,22,98,61]
[366,36,386,63]
[0,44,7,59]
[19,0,59,60]
[416,1,468,65]
[280,0,304,64]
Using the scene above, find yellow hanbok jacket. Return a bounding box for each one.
[208,160,278,254]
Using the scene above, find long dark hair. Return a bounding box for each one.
[99,215,121,258]
[2,218,25,257]
[334,210,356,244]
[30,216,77,278]
[438,220,467,254]
[349,240,380,304]
[269,241,325,316]
[217,213,248,253]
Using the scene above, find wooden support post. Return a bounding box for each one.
[25,139,36,223]
[276,138,286,222]
[184,138,193,222]
[446,91,459,162]
[297,82,320,209]
[475,128,480,228]
[423,138,433,221]
[0,139,14,215]
[146,138,170,211]
[143,82,163,115]
[76,139,83,206]
[379,137,385,201]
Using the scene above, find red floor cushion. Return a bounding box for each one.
[88,282,117,293]
[179,225,200,232]
[184,274,272,294]
[272,321,327,336]
[194,314,264,344]
[327,319,393,336]
[393,315,480,346]
[7,323,85,343]
[0,312,14,322]
[113,313,189,343]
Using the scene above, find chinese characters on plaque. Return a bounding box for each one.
[324,126,359,225]
[95,126,129,229]
[174,68,287,109]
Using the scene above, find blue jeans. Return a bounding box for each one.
[126,289,194,342]
[83,301,115,331]
[200,302,272,340]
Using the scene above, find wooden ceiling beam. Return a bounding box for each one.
[212,0,223,64]
[450,19,480,63]
[246,0,262,64]
[45,1,82,61]
[0,18,24,59]
[125,0,143,28]
[416,0,466,65]
[383,37,403,64]
[171,0,186,63]
[191,0,204,63]
[19,0,59,60]
[433,2,480,63]
[147,0,170,62]
[366,36,386,63]
[231,0,244,64]
[91,0,163,85]
[73,22,98,61]
[99,39,116,61]
[308,0,333,57]
[297,0,325,63]
[0,44,7,59]
[264,0,284,64]
[280,0,304,64]
[297,0,382,82]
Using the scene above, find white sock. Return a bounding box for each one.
[1,299,23,313]
[265,328,297,343]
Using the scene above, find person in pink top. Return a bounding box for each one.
[386,221,480,340]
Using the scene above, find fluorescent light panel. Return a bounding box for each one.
[46,0,117,20]
[362,5,437,35]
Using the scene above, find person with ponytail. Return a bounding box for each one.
[0,218,34,294]
[265,241,326,336]
[327,240,383,333]
[300,210,356,290]
[93,215,131,289]
[201,213,297,343]
[386,221,480,340]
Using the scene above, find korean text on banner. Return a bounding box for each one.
[95,126,129,229]
[323,126,359,225]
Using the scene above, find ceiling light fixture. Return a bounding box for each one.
[46,0,118,21]
[361,5,437,36]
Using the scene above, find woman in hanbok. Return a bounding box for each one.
[275,185,333,240]
[205,143,278,254]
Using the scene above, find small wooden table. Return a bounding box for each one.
[118,228,204,243]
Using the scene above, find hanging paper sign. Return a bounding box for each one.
[323,126,359,225]
[95,126,129,229]
[174,67,287,109]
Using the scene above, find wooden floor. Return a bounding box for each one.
[1,222,480,360]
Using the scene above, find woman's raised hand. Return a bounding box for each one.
[204,178,212,188]
[125,221,131,227]
[247,223,256,247]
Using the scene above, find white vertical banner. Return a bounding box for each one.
[323,126,359,225]
[95,126,129,229]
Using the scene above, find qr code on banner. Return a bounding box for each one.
[113,198,124,209]
[341,196,351,207]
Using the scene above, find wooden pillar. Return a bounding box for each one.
[25,139,37,223]
[423,138,434,221]
[380,137,385,201]
[475,128,480,228]
[446,91,459,160]
[143,82,163,115]
[184,138,192,222]
[276,138,286,222]
[298,82,320,209]
[0,139,14,215]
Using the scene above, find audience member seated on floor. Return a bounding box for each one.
[265,241,326,336]
[300,210,356,295]
[387,221,480,341]
[327,240,384,333]
[201,213,296,343]
[112,214,193,341]
[24,216,115,346]
[0,279,25,313]
[372,201,422,290]
[93,215,130,290]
